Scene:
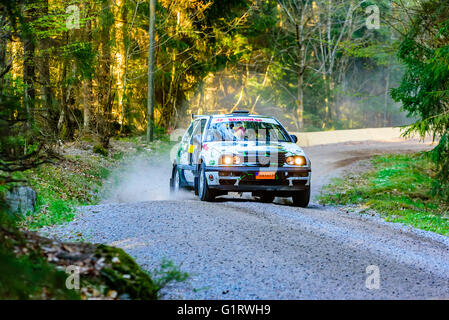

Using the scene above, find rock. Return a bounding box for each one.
[4,186,36,215]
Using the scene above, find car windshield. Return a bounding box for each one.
[205,119,290,142]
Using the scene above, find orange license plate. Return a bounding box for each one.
[256,171,276,180]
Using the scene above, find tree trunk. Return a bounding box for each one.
[296,22,305,130]
[82,78,92,130]
[383,65,391,127]
[114,0,126,126]
[296,70,304,130]
[0,27,7,96]
[95,0,114,145]
[147,0,156,142]
[37,0,56,132]
[23,11,36,125]
[82,12,93,130]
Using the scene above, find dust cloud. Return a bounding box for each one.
[102,152,193,204]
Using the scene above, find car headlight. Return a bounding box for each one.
[233,155,242,165]
[219,154,243,165]
[286,155,306,166]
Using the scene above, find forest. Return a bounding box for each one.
[0,0,448,195]
[0,0,410,136]
[1,0,449,300]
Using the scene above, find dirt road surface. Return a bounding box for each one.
[42,139,449,299]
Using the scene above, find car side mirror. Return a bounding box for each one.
[290,134,298,143]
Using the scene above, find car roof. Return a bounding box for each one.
[193,111,276,121]
[211,114,272,119]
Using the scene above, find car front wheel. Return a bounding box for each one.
[170,166,181,193]
[198,163,215,201]
[292,187,310,207]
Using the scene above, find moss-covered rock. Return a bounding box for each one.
[0,215,158,300]
[95,245,158,300]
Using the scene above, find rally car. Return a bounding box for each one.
[169,111,311,207]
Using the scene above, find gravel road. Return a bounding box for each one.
[41,139,449,299]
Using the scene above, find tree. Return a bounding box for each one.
[147,0,156,142]
[391,0,449,199]
[0,0,412,145]
[0,0,56,184]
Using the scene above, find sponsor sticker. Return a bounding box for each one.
[256,171,276,179]
[212,117,277,124]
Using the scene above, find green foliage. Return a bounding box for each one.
[391,0,449,200]
[0,212,80,299]
[1,0,412,145]
[28,197,75,229]
[14,156,110,229]
[0,0,57,184]
[95,245,158,300]
[0,210,163,300]
[15,138,174,230]
[430,134,449,198]
[93,144,109,157]
[319,153,449,235]
[0,247,80,300]
[151,258,189,294]
[111,151,125,161]
[88,165,111,180]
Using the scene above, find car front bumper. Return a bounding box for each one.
[204,165,311,195]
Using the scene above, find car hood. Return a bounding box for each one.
[203,140,306,156]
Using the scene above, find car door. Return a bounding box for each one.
[179,120,197,167]
[189,118,207,168]
[180,118,206,185]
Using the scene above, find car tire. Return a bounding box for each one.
[194,175,199,195]
[170,165,182,193]
[292,187,310,207]
[257,193,275,203]
[198,163,215,201]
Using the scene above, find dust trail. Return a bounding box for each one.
[102,152,193,203]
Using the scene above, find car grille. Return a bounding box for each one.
[242,151,285,167]
[219,179,237,185]
[239,180,289,186]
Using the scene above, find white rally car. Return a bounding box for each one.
[170,111,311,207]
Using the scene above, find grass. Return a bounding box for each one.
[0,135,186,300]
[0,248,81,299]
[0,212,187,300]
[14,157,110,229]
[151,258,189,293]
[0,146,112,229]
[0,213,80,299]
[4,135,177,230]
[318,152,449,235]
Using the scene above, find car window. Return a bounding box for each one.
[182,120,197,143]
[205,119,290,142]
[191,119,207,145]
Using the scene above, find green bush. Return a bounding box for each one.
[95,245,158,300]
[319,153,449,235]
[0,248,80,300]
[391,0,449,200]
[0,212,79,299]
[93,144,108,157]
